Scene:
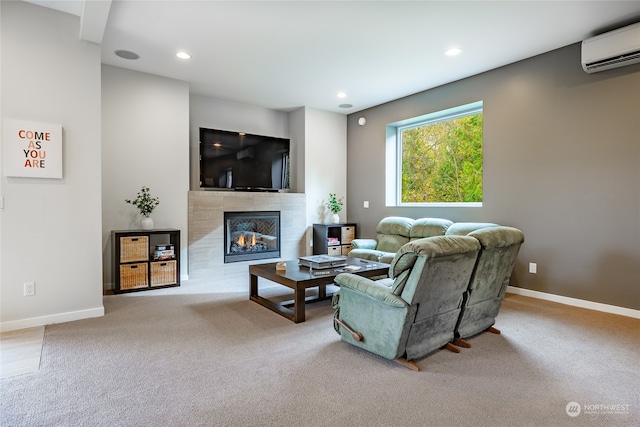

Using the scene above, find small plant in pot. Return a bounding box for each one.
[125,186,159,230]
[326,193,343,224]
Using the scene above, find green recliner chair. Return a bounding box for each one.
[332,235,481,371]
[454,226,525,345]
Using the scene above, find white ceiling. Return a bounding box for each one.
[24,0,640,114]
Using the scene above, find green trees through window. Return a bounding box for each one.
[398,107,483,204]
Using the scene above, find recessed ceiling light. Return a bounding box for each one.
[445,48,462,56]
[213,142,221,147]
[339,104,353,109]
[114,50,139,60]
[337,92,347,98]
[176,51,191,60]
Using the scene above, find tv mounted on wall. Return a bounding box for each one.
[199,127,290,192]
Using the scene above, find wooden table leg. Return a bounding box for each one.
[292,288,305,323]
[318,284,327,299]
[250,274,258,298]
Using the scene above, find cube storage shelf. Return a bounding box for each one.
[112,228,180,293]
[312,223,356,256]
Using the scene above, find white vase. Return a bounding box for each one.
[141,216,153,230]
[331,213,340,224]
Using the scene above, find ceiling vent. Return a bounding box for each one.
[581,22,640,73]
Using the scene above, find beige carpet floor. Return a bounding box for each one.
[1,277,638,426]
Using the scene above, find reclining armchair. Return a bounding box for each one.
[332,235,481,371]
[454,226,525,344]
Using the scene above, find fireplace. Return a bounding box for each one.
[224,211,281,263]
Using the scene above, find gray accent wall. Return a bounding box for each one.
[347,43,640,310]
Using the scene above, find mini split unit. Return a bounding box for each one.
[581,22,640,73]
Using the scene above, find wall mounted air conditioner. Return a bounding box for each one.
[581,22,640,73]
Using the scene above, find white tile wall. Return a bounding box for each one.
[188,191,307,280]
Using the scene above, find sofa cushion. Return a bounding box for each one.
[376,216,415,236]
[445,222,498,236]
[410,218,454,240]
[350,238,378,250]
[376,217,414,253]
[389,269,411,295]
[389,251,418,280]
[389,235,480,279]
[468,226,525,249]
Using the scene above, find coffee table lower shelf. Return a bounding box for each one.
[249,258,389,323]
[249,288,332,323]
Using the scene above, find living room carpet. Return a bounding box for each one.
[1,277,638,426]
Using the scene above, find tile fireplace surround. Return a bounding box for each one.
[188,191,307,280]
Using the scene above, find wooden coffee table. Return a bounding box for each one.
[249,257,389,323]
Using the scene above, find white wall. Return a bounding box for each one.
[188,192,307,279]
[289,107,305,194]
[1,2,104,331]
[288,107,347,254]
[102,65,190,286]
[303,108,347,226]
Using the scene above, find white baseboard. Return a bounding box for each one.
[506,286,640,319]
[0,307,105,333]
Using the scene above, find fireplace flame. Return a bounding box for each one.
[236,233,258,248]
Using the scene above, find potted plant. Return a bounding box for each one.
[125,186,160,230]
[326,193,343,224]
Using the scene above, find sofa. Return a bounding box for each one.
[349,217,498,263]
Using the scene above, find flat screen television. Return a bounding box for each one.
[199,127,290,191]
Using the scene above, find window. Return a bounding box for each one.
[385,101,483,207]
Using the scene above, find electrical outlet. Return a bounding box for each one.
[24,282,35,296]
[529,263,537,274]
[363,201,369,208]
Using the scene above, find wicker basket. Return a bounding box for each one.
[150,260,177,286]
[120,236,149,262]
[328,246,341,256]
[341,226,355,244]
[119,263,148,289]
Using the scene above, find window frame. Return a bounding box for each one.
[385,100,483,207]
